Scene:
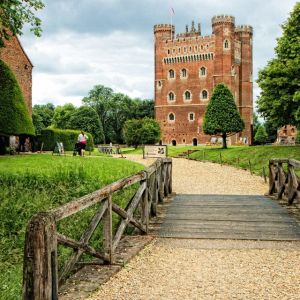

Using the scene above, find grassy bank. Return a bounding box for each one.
[0,154,143,299]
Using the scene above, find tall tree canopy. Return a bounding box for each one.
[32,103,55,134]
[82,84,154,143]
[0,60,34,135]
[0,0,44,47]
[257,3,300,128]
[203,83,245,148]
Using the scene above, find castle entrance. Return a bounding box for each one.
[172,140,176,146]
[192,138,198,146]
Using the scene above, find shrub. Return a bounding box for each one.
[296,129,300,144]
[254,125,268,145]
[0,60,34,135]
[38,128,94,151]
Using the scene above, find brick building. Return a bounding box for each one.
[154,16,253,146]
[0,36,33,113]
[276,125,297,145]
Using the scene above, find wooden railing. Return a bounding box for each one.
[268,158,300,204]
[22,158,172,300]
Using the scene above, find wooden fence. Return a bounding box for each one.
[268,158,300,204]
[22,158,172,300]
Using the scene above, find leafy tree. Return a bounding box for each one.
[32,103,55,134]
[0,60,34,135]
[52,103,77,129]
[257,3,300,128]
[132,99,154,119]
[67,105,104,144]
[123,118,160,148]
[296,129,300,144]
[253,112,261,138]
[254,125,268,145]
[0,0,44,47]
[203,83,245,149]
[264,119,278,143]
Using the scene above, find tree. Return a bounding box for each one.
[253,112,261,138]
[203,83,245,149]
[257,3,300,128]
[67,105,104,144]
[264,119,278,143]
[32,103,55,134]
[0,0,44,47]
[52,103,77,129]
[254,125,268,145]
[0,60,34,135]
[123,118,160,148]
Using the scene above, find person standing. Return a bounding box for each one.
[77,131,88,156]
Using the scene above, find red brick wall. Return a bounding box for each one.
[0,36,33,114]
[154,16,253,145]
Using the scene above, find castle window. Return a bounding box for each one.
[195,46,198,51]
[168,91,175,101]
[184,47,187,53]
[181,68,188,78]
[188,112,195,121]
[184,90,192,101]
[201,45,203,50]
[157,81,162,88]
[189,46,192,52]
[200,90,208,100]
[199,67,206,77]
[224,39,230,49]
[168,113,175,122]
[168,49,170,54]
[168,69,175,79]
[178,47,181,53]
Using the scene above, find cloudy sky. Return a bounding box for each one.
[20,0,297,108]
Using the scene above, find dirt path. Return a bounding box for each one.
[88,155,300,300]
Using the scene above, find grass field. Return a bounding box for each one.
[0,154,144,299]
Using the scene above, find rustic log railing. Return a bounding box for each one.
[22,158,172,300]
[268,158,300,204]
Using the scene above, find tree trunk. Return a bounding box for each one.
[222,133,227,149]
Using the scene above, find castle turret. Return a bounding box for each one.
[212,15,235,89]
[235,25,253,144]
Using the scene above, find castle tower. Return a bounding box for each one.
[154,16,253,145]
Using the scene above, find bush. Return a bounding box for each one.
[0,60,34,135]
[254,125,268,145]
[38,128,94,151]
[296,129,300,144]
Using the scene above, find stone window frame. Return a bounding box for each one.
[224,39,230,50]
[168,69,175,80]
[200,89,209,101]
[188,112,195,122]
[168,112,175,123]
[167,91,176,102]
[157,80,162,89]
[183,90,192,102]
[180,68,188,79]
[199,66,207,77]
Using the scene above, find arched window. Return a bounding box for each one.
[224,39,229,49]
[201,90,208,100]
[168,113,175,121]
[181,68,188,78]
[200,67,206,76]
[168,69,175,79]
[184,90,191,101]
[168,92,175,101]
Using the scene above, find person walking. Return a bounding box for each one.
[77,131,88,156]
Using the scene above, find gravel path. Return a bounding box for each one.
[89,155,300,300]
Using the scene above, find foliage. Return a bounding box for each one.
[264,119,278,143]
[253,112,261,138]
[254,125,268,144]
[296,130,300,144]
[0,0,44,47]
[39,128,94,151]
[0,60,34,136]
[203,83,245,148]
[82,84,154,143]
[52,103,77,129]
[0,155,143,299]
[123,118,161,148]
[257,3,300,128]
[32,103,55,134]
[67,105,105,144]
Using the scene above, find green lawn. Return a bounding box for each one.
[0,154,144,299]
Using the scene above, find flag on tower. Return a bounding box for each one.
[170,7,175,15]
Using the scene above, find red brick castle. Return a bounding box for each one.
[154,16,253,145]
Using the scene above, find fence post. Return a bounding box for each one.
[103,195,113,263]
[262,166,267,183]
[23,212,58,300]
[219,153,222,165]
[203,150,205,160]
[237,156,240,167]
[248,159,252,174]
[141,172,149,233]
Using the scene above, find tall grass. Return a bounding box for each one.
[0,155,143,299]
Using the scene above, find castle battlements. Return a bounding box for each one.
[154,24,175,33]
[212,15,235,25]
[235,25,253,34]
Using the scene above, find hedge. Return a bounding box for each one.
[38,128,94,151]
[0,60,35,135]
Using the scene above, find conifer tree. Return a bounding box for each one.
[254,125,268,145]
[203,83,245,149]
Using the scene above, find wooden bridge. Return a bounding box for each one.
[22,157,300,300]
